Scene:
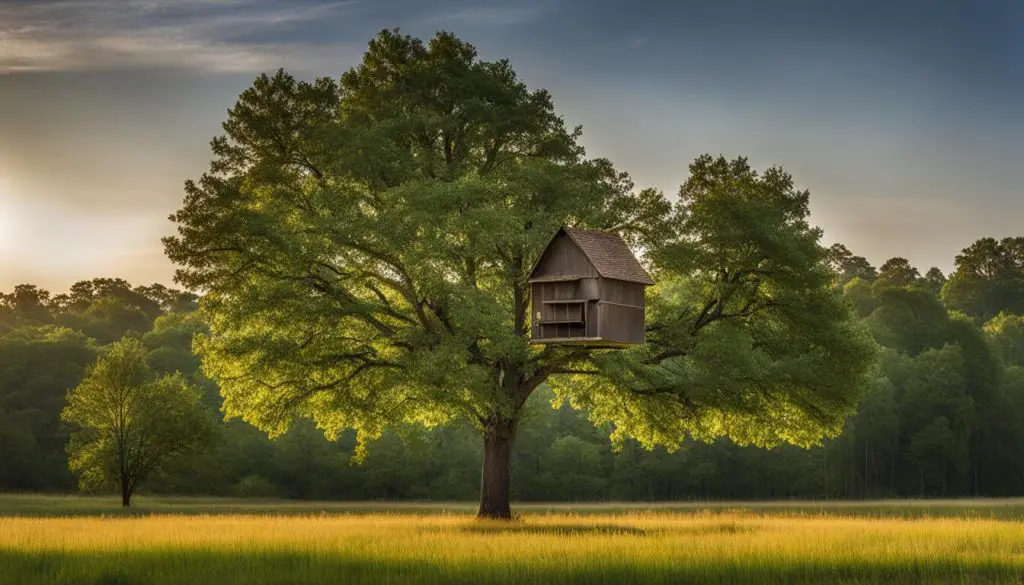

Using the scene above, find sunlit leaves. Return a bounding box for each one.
[61,338,213,500]
[568,155,876,449]
[165,31,873,464]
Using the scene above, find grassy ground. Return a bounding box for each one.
[8,493,1024,518]
[4,495,1024,584]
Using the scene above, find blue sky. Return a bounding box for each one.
[0,0,1022,290]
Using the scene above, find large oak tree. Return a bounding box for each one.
[165,30,874,518]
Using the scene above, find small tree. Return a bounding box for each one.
[62,337,212,506]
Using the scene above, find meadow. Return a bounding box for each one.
[4,496,1024,584]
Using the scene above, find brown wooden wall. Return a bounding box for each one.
[595,279,645,344]
[530,277,646,344]
[597,302,645,344]
[599,278,645,307]
[531,232,599,280]
[531,281,590,340]
[529,239,648,345]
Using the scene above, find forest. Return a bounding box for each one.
[2,235,1023,502]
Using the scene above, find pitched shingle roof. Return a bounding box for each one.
[552,227,655,285]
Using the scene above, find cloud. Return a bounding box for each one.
[0,0,366,73]
[0,0,547,74]
[417,5,543,28]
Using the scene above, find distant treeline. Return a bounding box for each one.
[3,237,1024,500]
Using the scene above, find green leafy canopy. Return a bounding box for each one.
[164,30,875,458]
[61,338,212,497]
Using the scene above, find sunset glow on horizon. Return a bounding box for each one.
[0,175,22,257]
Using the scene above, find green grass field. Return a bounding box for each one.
[4,495,1024,584]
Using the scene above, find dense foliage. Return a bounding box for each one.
[0,32,1017,503]
[2,234,1024,501]
[162,30,872,517]
[62,337,213,506]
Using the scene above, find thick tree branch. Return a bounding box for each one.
[519,349,593,404]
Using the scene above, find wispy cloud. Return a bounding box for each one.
[418,5,543,28]
[0,0,366,73]
[0,0,546,74]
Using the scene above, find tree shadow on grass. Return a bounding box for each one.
[0,499,477,519]
[447,521,758,537]
[0,549,1020,585]
[455,523,650,536]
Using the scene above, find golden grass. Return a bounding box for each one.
[4,507,1024,584]
[9,493,1024,518]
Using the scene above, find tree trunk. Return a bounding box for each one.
[823,450,829,499]
[864,440,870,497]
[121,477,132,508]
[478,416,516,520]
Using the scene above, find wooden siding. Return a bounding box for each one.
[586,300,599,337]
[530,279,646,344]
[597,302,645,344]
[594,278,645,343]
[599,278,645,307]
[531,281,590,341]
[578,278,600,299]
[530,232,599,281]
[529,233,649,346]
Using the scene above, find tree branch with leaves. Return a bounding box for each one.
[164,30,874,519]
[61,337,214,507]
